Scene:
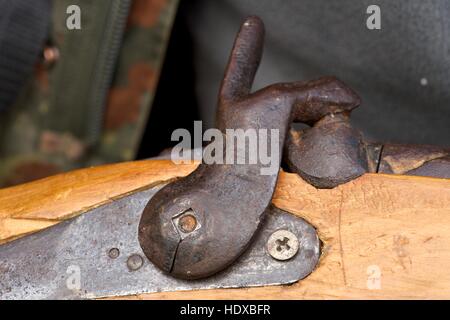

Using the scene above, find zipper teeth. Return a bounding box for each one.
[0,0,51,112]
[86,0,131,146]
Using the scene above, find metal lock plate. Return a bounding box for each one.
[0,185,320,300]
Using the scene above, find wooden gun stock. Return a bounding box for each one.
[1,160,449,299]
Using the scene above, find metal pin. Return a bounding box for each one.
[108,248,120,259]
[127,254,144,271]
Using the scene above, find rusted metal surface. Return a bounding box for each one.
[286,116,450,187]
[287,122,449,188]
[285,113,368,189]
[284,86,449,188]
[138,16,358,280]
[377,144,450,175]
[405,156,450,178]
[140,15,449,281]
[0,186,320,299]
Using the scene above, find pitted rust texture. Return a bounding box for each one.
[377,144,450,175]
[285,89,449,188]
[286,115,450,188]
[139,15,449,281]
[405,156,450,178]
[138,16,359,280]
[285,113,368,189]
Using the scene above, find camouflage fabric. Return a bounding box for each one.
[0,0,179,187]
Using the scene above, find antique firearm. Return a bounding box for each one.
[0,17,449,300]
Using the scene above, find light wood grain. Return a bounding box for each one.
[1,160,449,299]
[0,160,196,244]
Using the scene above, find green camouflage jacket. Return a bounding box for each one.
[0,0,178,187]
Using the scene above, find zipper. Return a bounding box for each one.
[85,0,131,145]
[46,0,131,148]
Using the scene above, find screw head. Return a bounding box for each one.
[108,248,120,259]
[127,254,144,271]
[178,214,197,233]
[267,230,299,261]
[172,209,201,237]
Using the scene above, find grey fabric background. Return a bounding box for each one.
[185,0,450,146]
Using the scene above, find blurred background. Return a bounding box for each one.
[0,0,449,187]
